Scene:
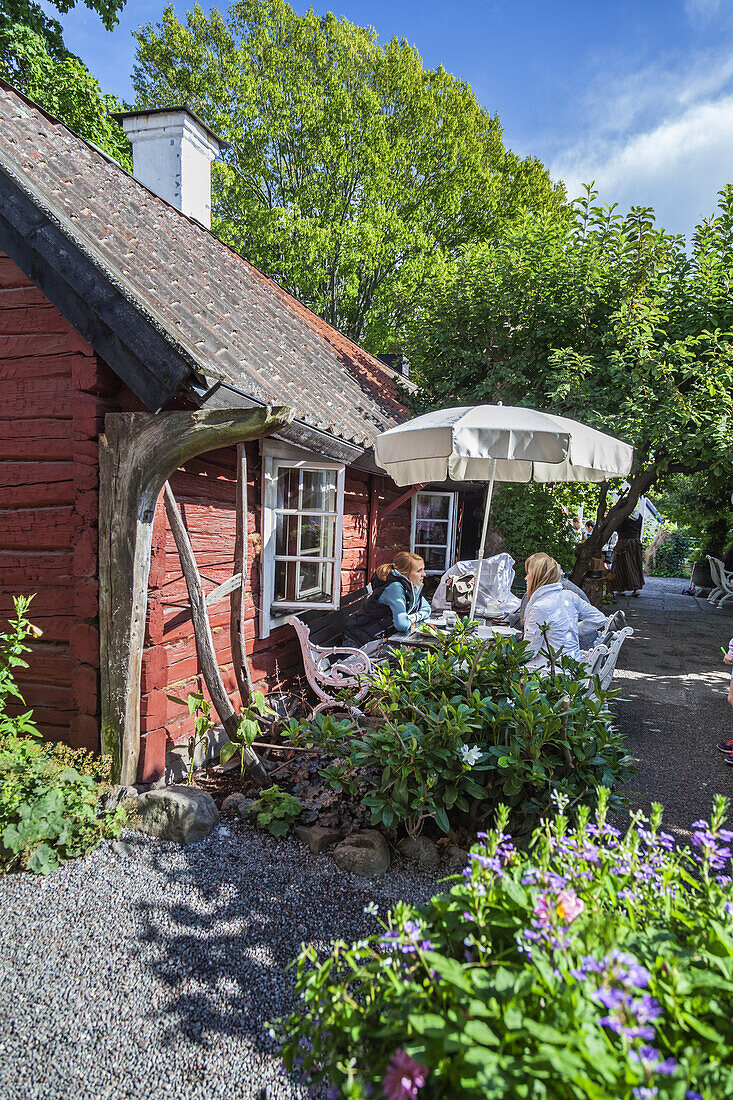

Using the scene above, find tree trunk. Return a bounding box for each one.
[569,465,660,586]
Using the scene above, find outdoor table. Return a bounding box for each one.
[388,618,520,650]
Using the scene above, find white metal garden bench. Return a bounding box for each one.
[580,621,634,695]
[707,556,733,608]
[291,609,372,720]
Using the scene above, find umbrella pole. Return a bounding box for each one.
[469,459,497,620]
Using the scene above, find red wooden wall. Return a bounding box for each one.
[137,457,412,779]
[0,249,413,780]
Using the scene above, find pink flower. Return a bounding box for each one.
[383,1049,429,1100]
[533,889,585,926]
[534,892,551,924]
[555,889,584,923]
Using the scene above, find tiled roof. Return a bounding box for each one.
[0,82,410,447]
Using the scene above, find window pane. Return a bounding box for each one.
[422,546,448,571]
[276,513,335,557]
[276,467,299,510]
[416,494,450,521]
[274,560,333,603]
[301,469,337,511]
[415,519,448,546]
[275,512,299,556]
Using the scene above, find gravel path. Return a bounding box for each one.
[613,576,733,838]
[2,575,730,1099]
[0,824,442,1100]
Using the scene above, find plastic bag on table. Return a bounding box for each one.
[431,554,521,617]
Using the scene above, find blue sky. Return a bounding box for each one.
[45,0,733,239]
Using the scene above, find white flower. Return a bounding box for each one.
[460,744,481,767]
[363,901,379,916]
[550,789,569,810]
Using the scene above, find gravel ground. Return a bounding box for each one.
[612,576,733,838]
[0,823,442,1100]
[2,574,730,1099]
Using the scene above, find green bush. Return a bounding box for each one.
[0,596,123,874]
[491,484,579,575]
[0,736,125,874]
[284,625,633,838]
[250,784,303,837]
[280,790,733,1099]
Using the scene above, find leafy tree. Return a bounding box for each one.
[403,186,733,582]
[655,470,733,560]
[0,0,131,168]
[131,0,564,346]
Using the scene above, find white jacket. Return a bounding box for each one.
[523,582,607,671]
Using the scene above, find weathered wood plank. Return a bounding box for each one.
[231,443,255,706]
[204,572,242,607]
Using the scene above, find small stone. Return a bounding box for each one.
[446,845,470,868]
[111,840,135,858]
[135,786,219,845]
[294,824,341,854]
[237,799,258,822]
[398,836,440,867]
[333,830,390,876]
[98,785,138,813]
[222,793,248,813]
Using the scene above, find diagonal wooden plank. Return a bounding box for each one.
[205,572,243,607]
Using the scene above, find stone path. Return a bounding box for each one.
[612,576,733,837]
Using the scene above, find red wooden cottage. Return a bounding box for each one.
[0,83,461,783]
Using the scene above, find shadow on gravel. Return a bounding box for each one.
[129,826,437,1078]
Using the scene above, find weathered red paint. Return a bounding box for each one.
[0,249,414,777]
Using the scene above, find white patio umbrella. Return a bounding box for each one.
[374,404,634,619]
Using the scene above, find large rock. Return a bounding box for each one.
[398,836,440,867]
[333,830,390,876]
[294,824,341,855]
[135,786,219,845]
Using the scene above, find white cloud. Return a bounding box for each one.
[547,47,733,237]
[553,95,733,232]
[685,0,726,24]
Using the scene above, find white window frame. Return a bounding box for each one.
[261,445,345,638]
[411,491,457,576]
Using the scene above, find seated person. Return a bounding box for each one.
[522,552,607,672]
[345,552,430,651]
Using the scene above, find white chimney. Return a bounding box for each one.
[114,107,227,229]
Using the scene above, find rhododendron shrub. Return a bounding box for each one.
[279,791,733,1099]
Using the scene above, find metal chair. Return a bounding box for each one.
[291,617,371,719]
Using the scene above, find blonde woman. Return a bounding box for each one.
[523,552,606,672]
[345,552,430,648]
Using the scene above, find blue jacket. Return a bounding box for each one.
[376,569,431,633]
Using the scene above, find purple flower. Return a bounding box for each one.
[383,1050,429,1100]
[632,1089,659,1099]
[593,986,623,1009]
[629,1046,677,1075]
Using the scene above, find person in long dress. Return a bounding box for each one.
[612,511,645,596]
[523,553,607,673]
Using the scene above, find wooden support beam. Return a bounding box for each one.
[366,474,381,580]
[231,443,256,706]
[99,405,293,784]
[163,484,267,786]
[380,483,429,520]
